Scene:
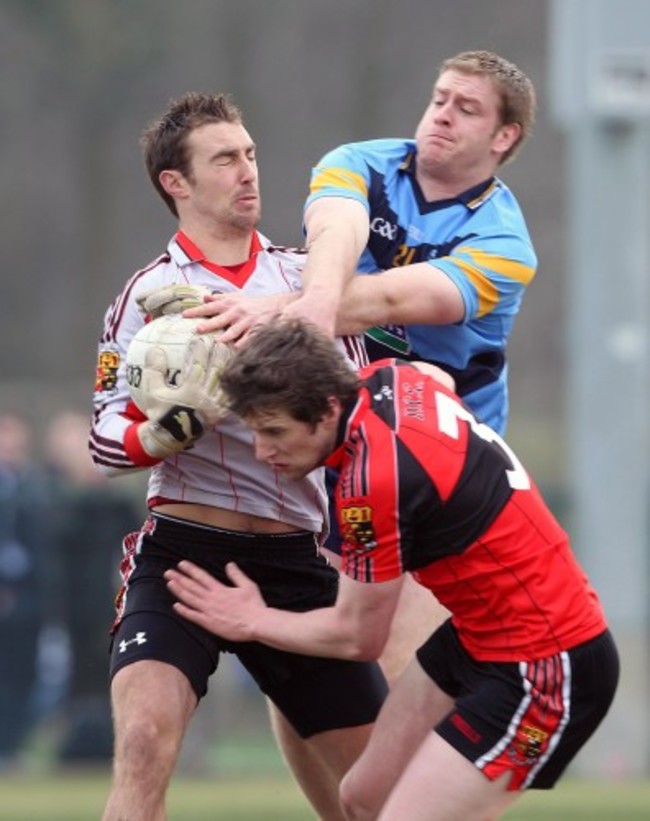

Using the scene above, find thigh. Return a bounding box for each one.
[111,658,197,739]
[303,724,374,780]
[378,732,518,821]
[271,702,373,780]
[341,657,455,818]
[269,704,371,821]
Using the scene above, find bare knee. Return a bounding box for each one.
[110,663,195,770]
[115,712,180,770]
[339,768,381,821]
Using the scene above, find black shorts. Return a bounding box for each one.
[110,513,388,738]
[416,619,619,790]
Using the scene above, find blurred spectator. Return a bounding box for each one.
[0,413,49,766]
[43,411,143,763]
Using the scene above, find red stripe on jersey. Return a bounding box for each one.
[215,428,242,511]
[339,389,404,582]
[275,257,298,292]
[340,334,369,369]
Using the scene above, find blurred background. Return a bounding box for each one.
[0,0,648,805]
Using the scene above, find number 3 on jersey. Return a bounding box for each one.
[435,392,530,490]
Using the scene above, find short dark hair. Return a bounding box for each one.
[140,92,243,216]
[220,320,361,427]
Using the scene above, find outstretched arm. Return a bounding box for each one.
[334,262,465,335]
[165,559,403,661]
[280,198,370,336]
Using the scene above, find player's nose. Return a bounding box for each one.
[239,155,257,182]
[253,436,274,463]
[433,99,453,123]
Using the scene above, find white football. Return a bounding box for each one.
[126,314,212,414]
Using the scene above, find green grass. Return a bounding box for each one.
[1,771,649,820]
[0,771,312,821]
[504,779,650,820]
[6,719,650,821]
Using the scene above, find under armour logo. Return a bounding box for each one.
[373,386,393,402]
[118,631,148,653]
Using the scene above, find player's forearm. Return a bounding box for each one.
[303,226,360,297]
[335,264,465,334]
[166,560,396,659]
[302,199,369,301]
[90,411,158,475]
[251,604,383,661]
[334,274,393,334]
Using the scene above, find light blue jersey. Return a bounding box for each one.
[306,138,537,434]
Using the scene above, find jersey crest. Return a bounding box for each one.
[94,346,121,396]
[339,503,377,553]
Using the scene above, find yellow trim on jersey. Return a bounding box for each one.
[310,167,369,198]
[453,260,500,317]
[460,248,536,286]
[466,180,499,209]
[453,249,535,317]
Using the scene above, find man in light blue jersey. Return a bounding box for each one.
[185,51,538,690]
[292,50,537,437]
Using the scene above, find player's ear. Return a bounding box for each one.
[493,122,521,158]
[159,169,188,200]
[323,397,342,423]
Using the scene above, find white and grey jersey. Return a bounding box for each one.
[89,231,367,535]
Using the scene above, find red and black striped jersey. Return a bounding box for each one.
[326,359,607,662]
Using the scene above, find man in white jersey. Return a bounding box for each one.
[90,92,386,821]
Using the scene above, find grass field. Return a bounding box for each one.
[0,772,309,821]
[1,770,649,820]
[7,708,649,820]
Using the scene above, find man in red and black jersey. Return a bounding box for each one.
[166,319,619,821]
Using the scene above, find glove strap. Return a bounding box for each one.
[154,405,204,444]
[139,405,205,459]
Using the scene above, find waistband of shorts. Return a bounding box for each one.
[149,511,318,556]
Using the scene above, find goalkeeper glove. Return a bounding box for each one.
[137,336,233,459]
[136,283,213,319]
